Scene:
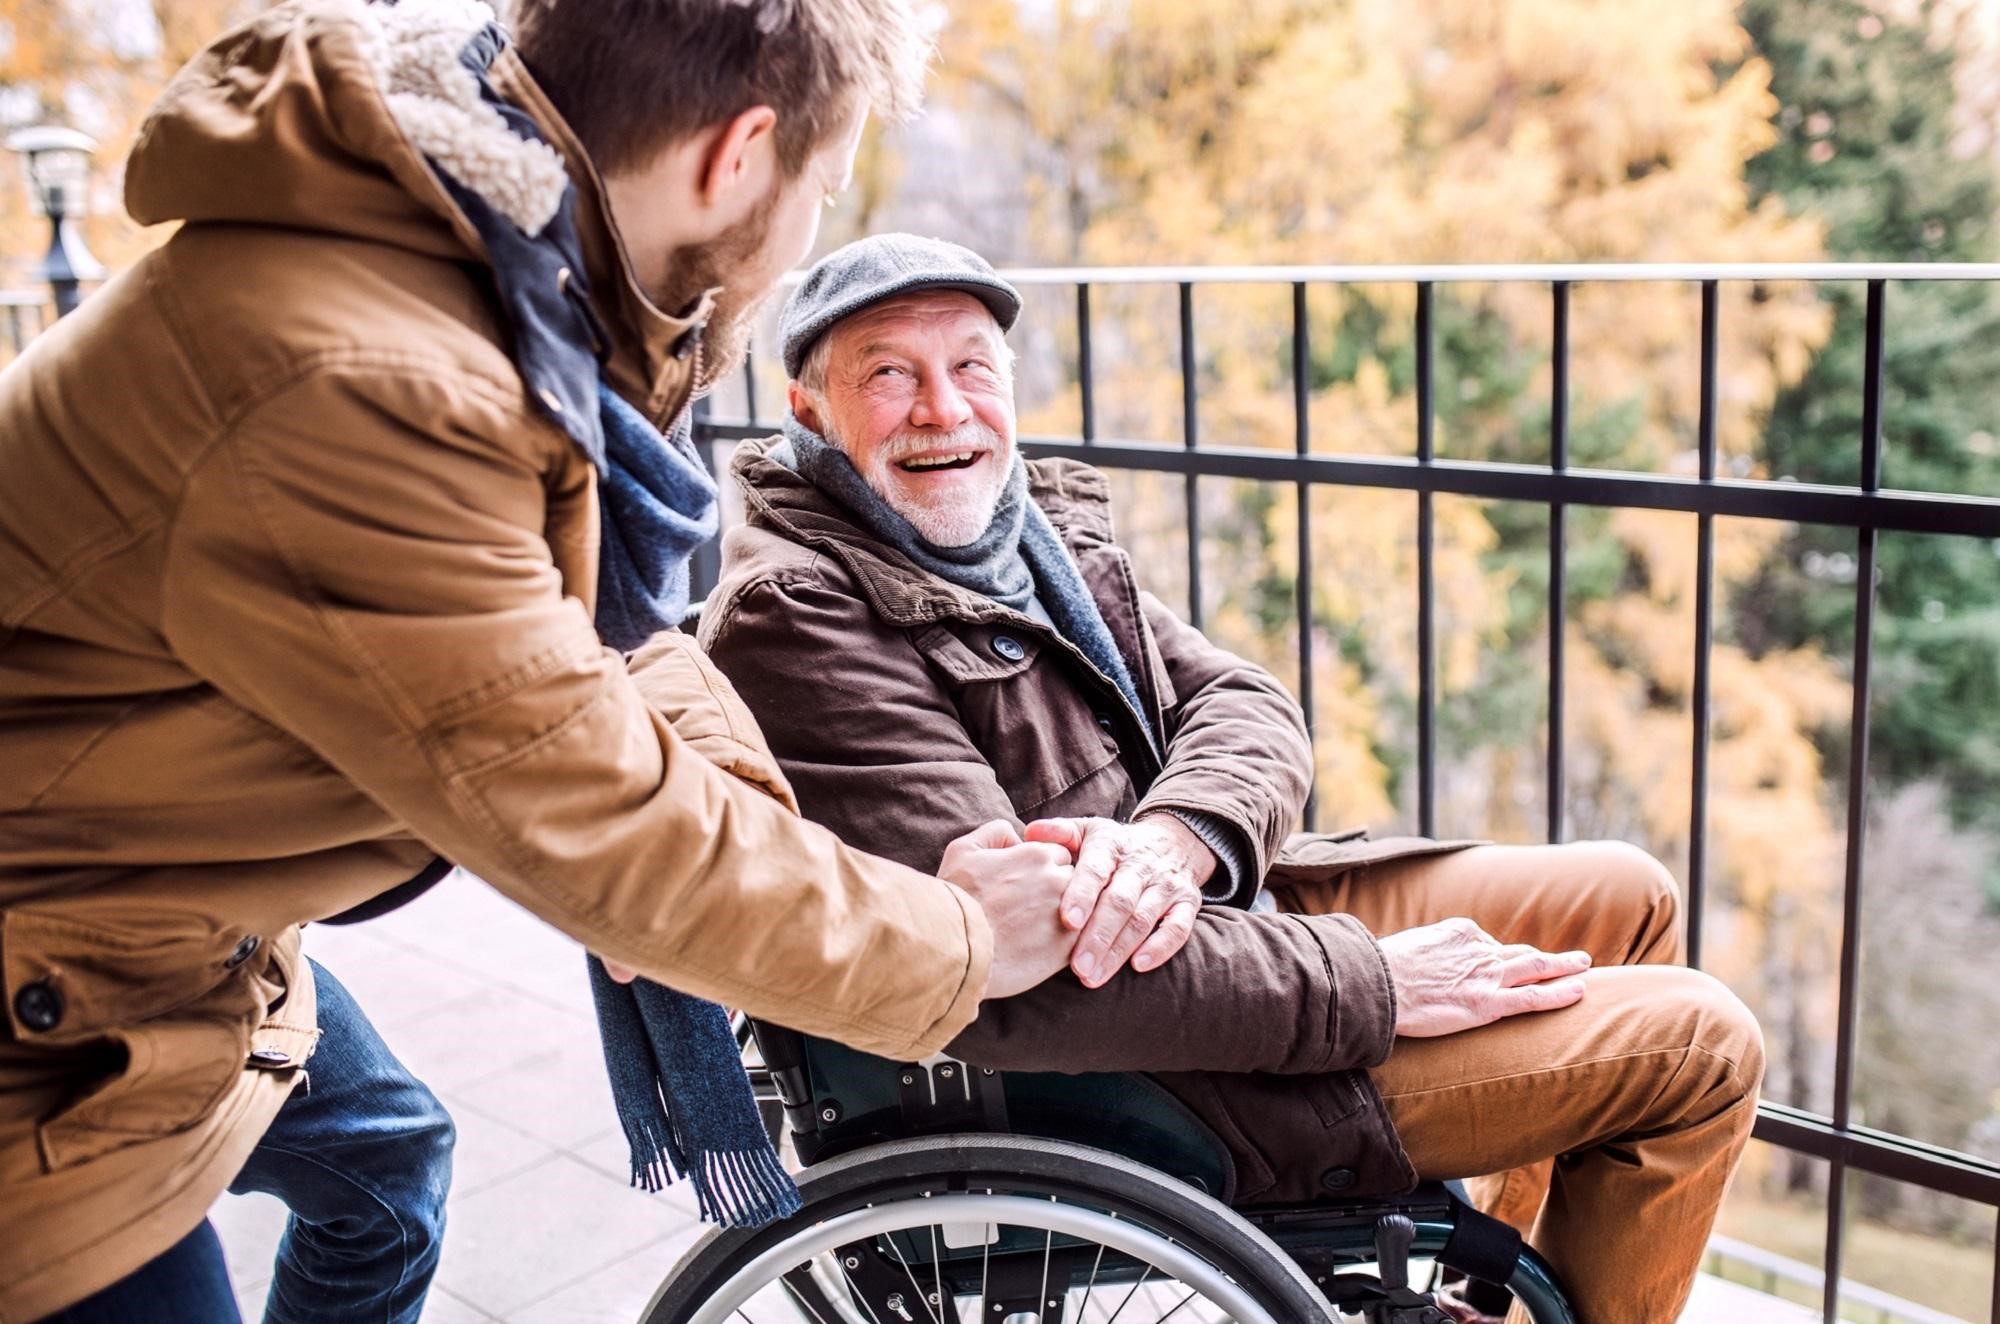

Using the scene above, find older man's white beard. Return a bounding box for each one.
[845,420,1013,548]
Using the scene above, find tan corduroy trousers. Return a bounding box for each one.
[1276,841,1765,1324]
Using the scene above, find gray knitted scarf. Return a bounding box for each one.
[773,416,1156,755]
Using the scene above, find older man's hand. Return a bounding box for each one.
[1023,815,1215,988]
[1378,917,1592,1037]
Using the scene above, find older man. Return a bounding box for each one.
[700,234,1765,1322]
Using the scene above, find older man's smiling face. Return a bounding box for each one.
[790,290,1015,547]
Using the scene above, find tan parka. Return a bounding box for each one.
[0,4,990,1316]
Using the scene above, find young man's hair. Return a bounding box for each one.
[513,0,932,178]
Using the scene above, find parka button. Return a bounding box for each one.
[1094,712,1116,733]
[1320,1166,1358,1192]
[248,1047,293,1069]
[991,634,1026,662]
[225,935,261,969]
[13,980,63,1033]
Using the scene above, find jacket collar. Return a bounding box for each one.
[731,438,1122,626]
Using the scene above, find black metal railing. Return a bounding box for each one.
[696,260,2000,1323]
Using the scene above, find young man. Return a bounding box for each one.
[699,233,1768,1323]
[0,6,1079,1320]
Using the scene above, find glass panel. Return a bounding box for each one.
[1854,529,2000,1157]
[1196,479,1300,696]
[1707,1139,1831,1317]
[1874,279,2000,501]
[1079,283,1186,447]
[1102,468,1190,619]
[1299,483,1418,837]
[1836,1170,1995,1322]
[1429,495,1549,842]
[1186,281,1296,455]
[1301,281,1421,460]
[1704,515,1854,1114]
[1748,280,1864,489]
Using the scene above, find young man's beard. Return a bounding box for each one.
[653,196,777,395]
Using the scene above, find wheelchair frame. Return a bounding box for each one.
[710,1017,1581,1324]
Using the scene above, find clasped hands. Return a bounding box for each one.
[610,812,1594,1034]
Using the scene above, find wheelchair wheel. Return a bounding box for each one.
[641,1133,1338,1324]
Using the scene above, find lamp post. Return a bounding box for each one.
[7,125,105,318]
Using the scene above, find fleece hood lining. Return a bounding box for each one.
[357,0,569,236]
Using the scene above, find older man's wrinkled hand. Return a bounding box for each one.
[1023,815,1214,988]
[1378,917,1592,1037]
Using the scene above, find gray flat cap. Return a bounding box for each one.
[780,233,1022,378]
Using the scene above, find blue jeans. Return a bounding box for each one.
[39,960,455,1324]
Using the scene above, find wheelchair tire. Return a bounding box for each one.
[640,1133,1339,1324]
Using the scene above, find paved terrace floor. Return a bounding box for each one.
[210,871,1816,1323]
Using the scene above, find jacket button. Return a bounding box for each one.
[225,935,261,969]
[991,635,1026,662]
[248,1047,293,1069]
[1320,1166,1358,1192]
[1095,712,1116,734]
[13,980,63,1033]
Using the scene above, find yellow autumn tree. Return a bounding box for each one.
[926,0,1844,1114]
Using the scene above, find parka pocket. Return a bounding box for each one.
[34,1013,250,1171]
[2,904,270,1172]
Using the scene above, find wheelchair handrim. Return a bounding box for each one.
[677,1191,1281,1324]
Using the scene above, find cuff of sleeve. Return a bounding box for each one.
[912,877,995,1055]
[1331,913,1398,1068]
[1153,808,1256,907]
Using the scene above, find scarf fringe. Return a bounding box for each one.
[615,1083,801,1229]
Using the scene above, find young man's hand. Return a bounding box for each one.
[1023,815,1215,988]
[1377,917,1591,1037]
[938,820,1080,1000]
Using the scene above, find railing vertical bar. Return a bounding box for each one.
[1990,1205,1999,1324]
[1416,281,1438,838]
[1293,282,1318,830]
[741,350,759,425]
[1825,277,1886,1324]
[1077,284,1096,444]
[1181,280,1202,628]
[1689,279,1720,970]
[1548,280,1570,844]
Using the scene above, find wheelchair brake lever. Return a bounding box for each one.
[1374,1214,1416,1294]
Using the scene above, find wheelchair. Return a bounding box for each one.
[639,1020,1580,1324]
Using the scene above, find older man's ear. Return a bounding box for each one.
[788,379,824,433]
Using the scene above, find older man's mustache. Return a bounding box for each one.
[876,421,1010,474]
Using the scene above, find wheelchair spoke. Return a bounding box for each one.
[1150,1290,1199,1323]
[1099,1263,1155,1324]
[836,1257,888,1324]
[1037,1224,1054,1321]
[778,1276,836,1324]
[927,1222,946,1324]
[881,1230,944,1324]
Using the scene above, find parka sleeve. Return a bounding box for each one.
[1132,592,1314,890]
[700,574,1023,874]
[158,366,990,1060]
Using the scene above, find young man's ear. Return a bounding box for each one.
[697,105,780,209]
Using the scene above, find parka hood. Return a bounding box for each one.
[124,0,532,261]
[125,0,714,419]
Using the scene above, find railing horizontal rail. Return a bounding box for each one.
[1755,1104,2000,1208]
[985,261,2000,285]
[695,424,2000,540]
